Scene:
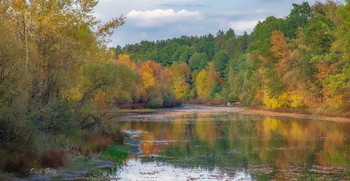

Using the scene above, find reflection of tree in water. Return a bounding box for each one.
[116,113,350,180]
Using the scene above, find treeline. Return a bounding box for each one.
[116,1,350,115]
[116,28,253,102]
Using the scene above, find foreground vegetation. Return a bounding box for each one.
[0,0,133,178]
[101,144,129,163]
[117,1,350,116]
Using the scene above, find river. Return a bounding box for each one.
[105,105,350,180]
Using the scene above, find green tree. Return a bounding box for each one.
[302,14,335,54]
[213,51,230,78]
[188,52,208,72]
[283,2,311,38]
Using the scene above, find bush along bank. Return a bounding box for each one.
[0,127,133,180]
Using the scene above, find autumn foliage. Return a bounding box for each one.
[116,1,350,115]
[2,0,350,177]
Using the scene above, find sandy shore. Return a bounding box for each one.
[120,104,350,123]
[244,109,350,123]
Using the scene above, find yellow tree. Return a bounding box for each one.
[206,62,223,98]
[195,69,208,99]
[195,62,223,99]
[170,63,191,100]
[172,76,190,100]
[117,54,136,70]
[139,61,157,90]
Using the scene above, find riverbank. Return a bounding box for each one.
[244,108,350,123]
[119,104,350,123]
[0,129,136,180]
[227,105,350,123]
[183,103,350,123]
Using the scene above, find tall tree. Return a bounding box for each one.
[283,2,311,38]
[213,51,230,78]
[188,52,208,72]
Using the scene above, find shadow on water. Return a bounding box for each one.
[105,106,350,180]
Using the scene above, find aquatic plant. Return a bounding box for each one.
[101,145,129,163]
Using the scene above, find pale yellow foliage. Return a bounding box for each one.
[195,69,208,99]
[117,54,136,70]
[288,91,306,108]
[172,76,190,100]
[141,64,156,89]
[263,90,289,109]
[62,88,83,102]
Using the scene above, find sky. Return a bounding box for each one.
[93,0,344,47]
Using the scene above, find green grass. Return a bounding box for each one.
[87,166,118,177]
[100,144,129,163]
[66,157,97,171]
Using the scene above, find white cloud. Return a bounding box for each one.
[228,19,262,32]
[215,9,270,17]
[127,9,202,27]
[218,11,242,16]
[93,12,108,21]
[254,9,269,14]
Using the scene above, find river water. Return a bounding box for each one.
[106,105,350,180]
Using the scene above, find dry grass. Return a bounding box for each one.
[40,149,65,168]
[83,131,124,153]
[3,151,36,176]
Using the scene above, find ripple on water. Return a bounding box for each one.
[112,158,252,181]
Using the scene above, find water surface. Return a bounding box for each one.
[108,105,350,180]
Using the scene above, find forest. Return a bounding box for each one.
[116,1,350,116]
[1,0,350,178]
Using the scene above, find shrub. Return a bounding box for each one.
[0,105,34,147]
[0,107,36,176]
[148,97,163,108]
[0,118,34,147]
[3,150,37,177]
[31,100,78,134]
[40,149,66,168]
[163,96,181,108]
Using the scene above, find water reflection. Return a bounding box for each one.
[110,107,350,180]
[113,158,252,181]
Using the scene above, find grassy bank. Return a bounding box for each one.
[0,126,130,180]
